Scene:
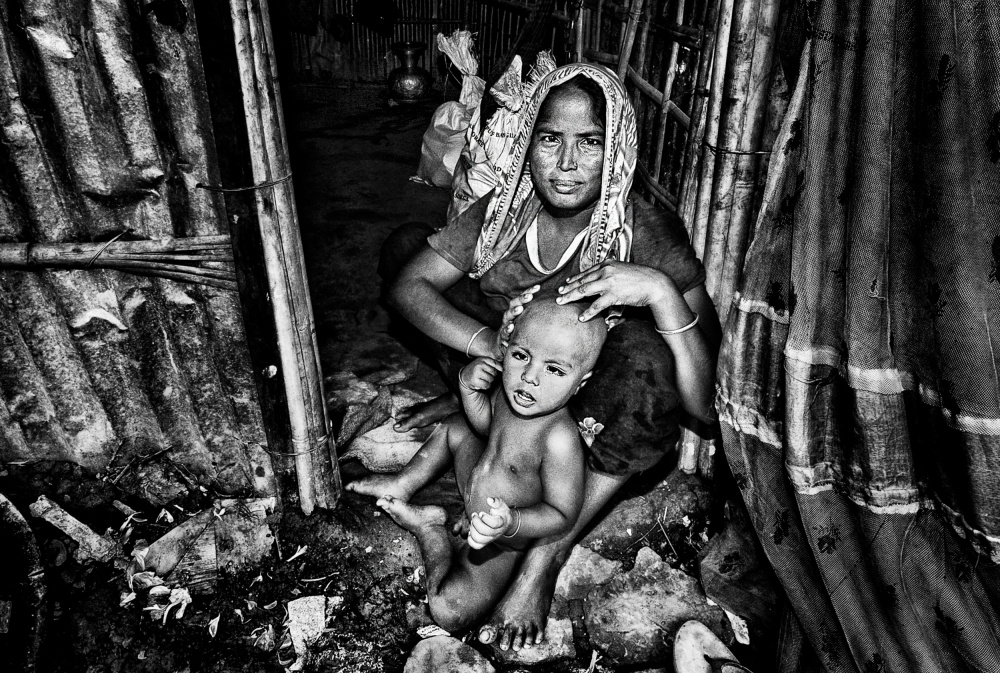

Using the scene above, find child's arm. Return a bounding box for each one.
[468,423,585,548]
[458,357,502,436]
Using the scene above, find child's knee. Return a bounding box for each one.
[427,591,477,633]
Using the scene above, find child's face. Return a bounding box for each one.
[502,314,594,418]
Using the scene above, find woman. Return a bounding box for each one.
[380,63,721,650]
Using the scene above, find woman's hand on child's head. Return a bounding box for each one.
[467,497,513,549]
[557,261,674,321]
[459,357,503,392]
[493,285,540,357]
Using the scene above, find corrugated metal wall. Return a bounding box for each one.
[0,0,273,503]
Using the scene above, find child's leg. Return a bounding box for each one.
[346,413,481,501]
[380,493,523,633]
[427,542,523,634]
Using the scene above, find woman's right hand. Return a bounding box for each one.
[490,284,540,357]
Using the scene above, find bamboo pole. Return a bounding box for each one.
[701,0,781,316]
[615,0,644,81]
[689,0,734,259]
[651,0,686,179]
[229,0,341,514]
[677,0,734,477]
[574,1,584,63]
[678,0,717,225]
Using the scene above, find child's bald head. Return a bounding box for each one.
[514,292,608,372]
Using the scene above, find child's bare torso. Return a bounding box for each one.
[461,392,576,523]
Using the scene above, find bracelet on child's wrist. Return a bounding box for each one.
[457,366,474,391]
[503,507,521,538]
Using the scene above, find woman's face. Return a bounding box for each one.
[528,86,605,214]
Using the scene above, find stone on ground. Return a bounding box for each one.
[491,610,576,666]
[404,635,495,673]
[555,545,623,600]
[580,469,712,558]
[584,547,734,666]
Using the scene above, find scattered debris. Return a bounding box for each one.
[208,614,221,637]
[285,545,308,563]
[0,600,11,634]
[28,495,117,563]
[416,624,449,639]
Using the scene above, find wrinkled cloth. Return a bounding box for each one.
[718,2,1000,671]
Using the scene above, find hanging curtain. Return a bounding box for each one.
[716,0,1000,671]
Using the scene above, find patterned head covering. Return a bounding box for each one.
[469,64,638,279]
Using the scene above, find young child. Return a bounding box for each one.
[346,295,607,634]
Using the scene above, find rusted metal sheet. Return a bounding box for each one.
[0,0,274,502]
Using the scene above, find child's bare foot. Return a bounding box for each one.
[345,473,417,502]
[376,495,447,533]
[393,393,459,431]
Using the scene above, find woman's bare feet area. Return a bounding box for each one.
[393,393,459,431]
[345,473,417,502]
[376,495,447,533]
[478,561,560,651]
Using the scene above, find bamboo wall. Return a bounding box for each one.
[286,0,574,86]
[577,0,708,212]
[0,0,274,503]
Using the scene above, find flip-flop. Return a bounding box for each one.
[705,655,755,673]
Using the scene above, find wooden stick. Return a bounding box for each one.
[626,67,691,127]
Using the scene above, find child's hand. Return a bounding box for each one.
[467,497,514,549]
[459,357,503,392]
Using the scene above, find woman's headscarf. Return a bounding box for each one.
[469,64,638,279]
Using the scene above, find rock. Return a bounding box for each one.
[580,470,712,558]
[584,547,733,666]
[404,635,495,673]
[555,545,623,600]
[286,596,329,671]
[492,614,575,666]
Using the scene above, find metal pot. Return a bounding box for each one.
[387,41,433,102]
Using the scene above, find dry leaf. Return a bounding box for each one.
[234,608,244,623]
[263,600,278,610]
[120,591,137,607]
[208,614,220,637]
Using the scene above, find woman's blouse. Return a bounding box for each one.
[428,195,706,315]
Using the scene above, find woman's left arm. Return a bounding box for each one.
[556,261,721,422]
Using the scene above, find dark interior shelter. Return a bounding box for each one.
[0,1,998,672]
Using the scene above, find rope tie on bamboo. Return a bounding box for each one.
[196,173,293,193]
[264,432,330,457]
[702,140,771,156]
